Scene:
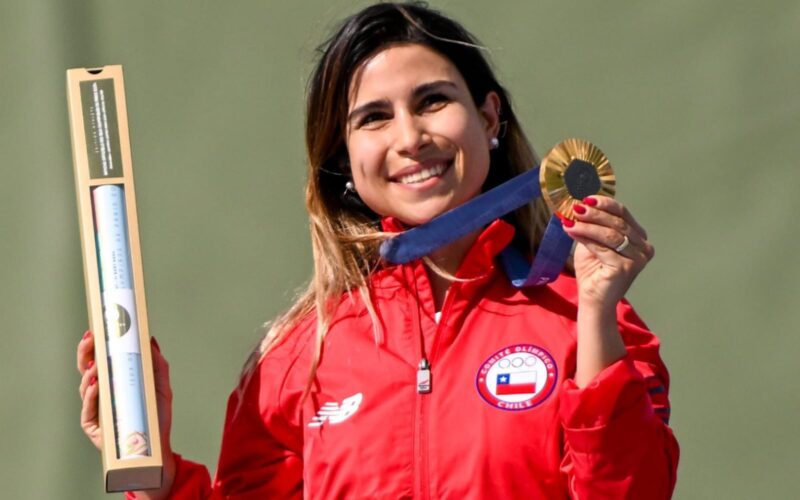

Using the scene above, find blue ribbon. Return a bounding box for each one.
[379,165,574,288]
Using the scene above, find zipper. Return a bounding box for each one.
[409,237,494,498]
[409,263,433,500]
[417,278,470,498]
[412,262,466,499]
[417,358,431,394]
[416,385,431,500]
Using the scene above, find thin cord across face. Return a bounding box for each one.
[319,166,349,177]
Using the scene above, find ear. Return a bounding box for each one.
[478,91,501,140]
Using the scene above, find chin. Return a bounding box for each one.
[395,215,434,227]
[378,192,477,227]
[393,204,455,227]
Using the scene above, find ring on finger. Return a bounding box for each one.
[613,235,630,253]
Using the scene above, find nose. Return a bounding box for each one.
[394,110,430,156]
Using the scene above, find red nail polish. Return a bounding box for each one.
[582,196,597,207]
[89,376,97,386]
[573,204,586,215]
[561,218,575,228]
[151,337,161,352]
[82,330,92,340]
[87,360,94,370]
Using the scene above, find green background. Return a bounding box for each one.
[1,1,798,498]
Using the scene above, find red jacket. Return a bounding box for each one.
[139,220,679,499]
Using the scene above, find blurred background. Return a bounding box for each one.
[1,0,798,498]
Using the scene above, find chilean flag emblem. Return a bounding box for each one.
[476,344,558,411]
[495,372,537,395]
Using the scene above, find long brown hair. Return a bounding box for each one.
[241,2,551,393]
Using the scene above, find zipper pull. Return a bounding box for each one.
[417,358,432,394]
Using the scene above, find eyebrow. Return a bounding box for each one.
[347,80,459,123]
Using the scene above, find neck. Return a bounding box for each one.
[424,228,481,311]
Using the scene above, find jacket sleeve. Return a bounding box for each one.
[558,299,679,499]
[126,346,305,499]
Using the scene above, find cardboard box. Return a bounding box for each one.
[67,65,163,492]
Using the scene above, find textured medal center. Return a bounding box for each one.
[563,159,601,200]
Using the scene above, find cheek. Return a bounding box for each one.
[451,113,491,179]
[433,107,490,161]
[346,137,392,215]
[464,151,491,199]
[431,106,474,139]
[347,137,386,181]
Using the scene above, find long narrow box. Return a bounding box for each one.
[67,65,162,492]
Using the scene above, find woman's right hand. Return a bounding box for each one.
[77,331,177,499]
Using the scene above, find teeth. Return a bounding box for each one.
[397,163,447,184]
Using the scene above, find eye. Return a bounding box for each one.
[357,111,390,129]
[419,93,450,112]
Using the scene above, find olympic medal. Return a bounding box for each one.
[539,139,616,220]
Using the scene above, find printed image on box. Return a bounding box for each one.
[93,184,151,459]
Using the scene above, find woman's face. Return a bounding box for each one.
[345,43,500,226]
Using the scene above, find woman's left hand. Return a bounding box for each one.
[562,195,655,311]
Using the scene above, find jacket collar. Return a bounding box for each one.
[380,216,407,234]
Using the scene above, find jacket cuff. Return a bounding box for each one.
[559,356,654,453]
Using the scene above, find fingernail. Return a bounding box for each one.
[561,218,575,228]
[151,337,160,352]
[82,330,92,341]
[89,376,97,386]
[573,203,586,215]
[87,360,94,370]
[582,196,597,207]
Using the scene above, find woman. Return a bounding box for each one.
[78,2,679,498]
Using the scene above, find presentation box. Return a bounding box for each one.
[67,65,163,492]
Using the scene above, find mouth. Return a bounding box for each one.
[391,160,452,185]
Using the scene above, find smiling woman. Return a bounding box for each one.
[76,2,678,499]
[346,45,499,226]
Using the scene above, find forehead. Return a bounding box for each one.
[348,44,466,107]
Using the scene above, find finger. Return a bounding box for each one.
[565,218,647,256]
[79,362,98,401]
[571,233,649,265]
[150,337,173,402]
[77,330,95,374]
[573,198,654,260]
[149,337,174,444]
[573,202,640,242]
[582,196,648,241]
[80,376,99,423]
[80,377,102,448]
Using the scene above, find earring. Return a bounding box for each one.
[342,179,367,209]
[343,180,356,197]
[490,137,499,149]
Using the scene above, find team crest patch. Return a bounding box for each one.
[476,344,558,411]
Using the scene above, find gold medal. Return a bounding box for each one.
[539,139,616,220]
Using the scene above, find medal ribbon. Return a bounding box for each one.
[379,165,574,288]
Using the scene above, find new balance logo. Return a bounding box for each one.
[308,393,363,428]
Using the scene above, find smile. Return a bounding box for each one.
[395,162,450,185]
